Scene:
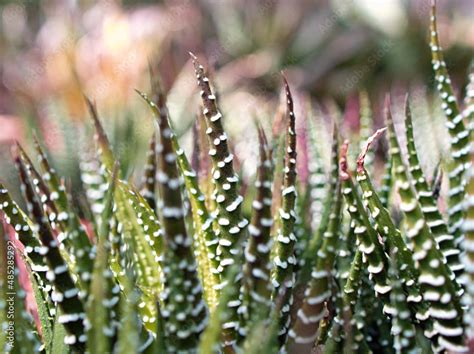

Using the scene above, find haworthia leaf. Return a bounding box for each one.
[27,259,54,350]
[359,91,374,170]
[140,133,157,212]
[137,75,208,351]
[404,97,462,277]
[113,183,161,333]
[287,180,342,352]
[85,98,115,171]
[339,140,391,305]
[85,95,164,334]
[388,251,419,354]
[430,0,470,248]
[15,156,86,351]
[379,151,393,208]
[172,132,219,310]
[30,139,94,291]
[384,107,466,353]
[114,275,141,354]
[301,126,339,284]
[307,113,327,234]
[79,151,109,224]
[198,265,240,354]
[461,130,474,339]
[0,185,50,291]
[270,76,298,345]
[190,53,246,348]
[355,127,429,330]
[86,164,119,354]
[242,122,273,326]
[50,309,69,354]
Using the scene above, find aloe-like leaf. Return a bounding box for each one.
[86,164,119,354]
[137,80,208,351]
[293,183,310,274]
[335,212,355,289]
[114,274,141,354]
[0,186,49,284]
[27,258,54,350]
[85,97,164,323]
[462,135,474,339]
[287,180,342,352]
[139,102,223,313]
[404,97,462,277]
[198,265,240,354]
[15,147,85,294]
[341,250,370,352]
[140,133,157,212]
[385,107,467,353]
[359,91,374,169]
[356,272,395,352]
[122,184,163,263]
[84,117,163,333]
[339,141,392,303]
[338,142,400,352]
[355,128,430,323]
[270,132,286,235]
[79,151,109,224]
[14,274,43,354]
[242,122,273,325]
[171,130,219,310]
[154,301,166,353]
[16,143,58,218]
[31,135,69,219]
[190,53,246,348]
[15,156,86,351]
[269,76,298,345]
[113,183,162,333]
[112,260,159,354]
[85,98,115,171]
[324,249,370,354]
[50,309,69,354]
[240,294,283,354]
[324,211,356,352]
[32,137,94,291]
[108,189,158,353]
[307,113,327,233]
[0,185,57,342]
[0,225,41,353]
[302,126,339,283]
[430,0,470,247]
[379,152,394,208]
[387,250,419,353]
[463,65,474,130]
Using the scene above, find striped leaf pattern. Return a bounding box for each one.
[1,6,473,351]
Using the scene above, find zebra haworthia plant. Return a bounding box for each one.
[1,3,473,353]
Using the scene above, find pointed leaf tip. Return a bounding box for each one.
[357,127,387,172]
[339,140,350,181]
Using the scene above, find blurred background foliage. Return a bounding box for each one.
[0,0,472,205]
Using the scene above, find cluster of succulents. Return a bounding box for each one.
[0,2,473,353]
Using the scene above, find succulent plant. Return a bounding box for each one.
[0,2,473,353]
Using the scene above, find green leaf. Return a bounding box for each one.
[86,164,119,354]
[50,310,69,354]
[270,76,299,344]
[27,261,54,350]
[430,0,470,248]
